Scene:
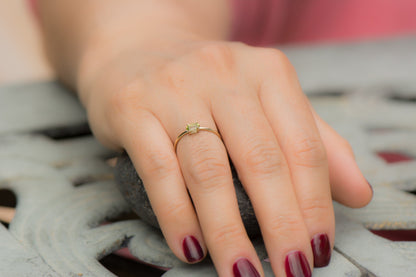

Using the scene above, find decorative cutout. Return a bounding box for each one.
[0,189,17,207]
[100,252,165,277]
[72,175,114,187]
[366,127,402,134]
[101,211,140,224]
[309,90,346,98]
[369,229,416,242]
[376,151,414,163]
[389,94,416,103]
[35,123,92,140]
[408,190,416,196]
[0,189,16,228]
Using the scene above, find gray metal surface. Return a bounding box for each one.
[1,37,416,276]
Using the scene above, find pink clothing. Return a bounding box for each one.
[230,0,416,45]
[29,0,416,45]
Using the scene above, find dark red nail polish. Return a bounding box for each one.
[182,236,204,263]
[285,251,311,277]
[311,233,331,267]
[233,258,260,277]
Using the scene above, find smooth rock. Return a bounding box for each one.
[114,152,261,237]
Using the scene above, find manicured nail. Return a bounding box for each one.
[285,251,311,277]
[311,233,331,267]
[233,258,260,277]
[182,236,204,263]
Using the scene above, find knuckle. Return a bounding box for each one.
[187,148,229,192]
[158,62,188,95]
[104,88,151,142]
[300,197,332,219]
[243,140,286,176]
[210,222,246,246]
[260,48,294,73]
[265,213,303,239]
[108,90,134,116]
[194,43,236,75]
[163,200,189,220]
[261,48,286,60]
[291,137,327,168]
[107,82,145,116]
[144,149,178,180]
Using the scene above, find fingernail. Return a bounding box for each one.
[311,233,331,267]
[285,251,311,277]
[233,258,260,277]
[182,236,204,263]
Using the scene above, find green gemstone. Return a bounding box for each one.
[186,122,200,134]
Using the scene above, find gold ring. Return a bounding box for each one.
[174,122,221,152]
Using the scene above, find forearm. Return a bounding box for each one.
[37,0,231,99]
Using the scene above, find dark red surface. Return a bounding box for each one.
[370,229,416,241]
[377,151,414,163]
[114,248,170,271]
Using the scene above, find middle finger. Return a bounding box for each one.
[211,87,313,277]
[259,63,335,268]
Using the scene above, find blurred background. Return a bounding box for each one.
[0,0,53,86]
[1,2,415,276]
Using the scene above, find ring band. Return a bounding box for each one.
[174,122,221,152]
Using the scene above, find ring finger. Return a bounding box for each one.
[166,104,264,277]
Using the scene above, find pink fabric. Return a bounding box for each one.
[28,0,416,45]
[230,0,416,45]
[27,0,38,17]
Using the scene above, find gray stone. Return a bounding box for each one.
[114,152,262,237]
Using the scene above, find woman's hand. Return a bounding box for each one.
[78,37,372,276]
[37,1,372,275]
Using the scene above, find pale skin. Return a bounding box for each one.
[37,1,372,276]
